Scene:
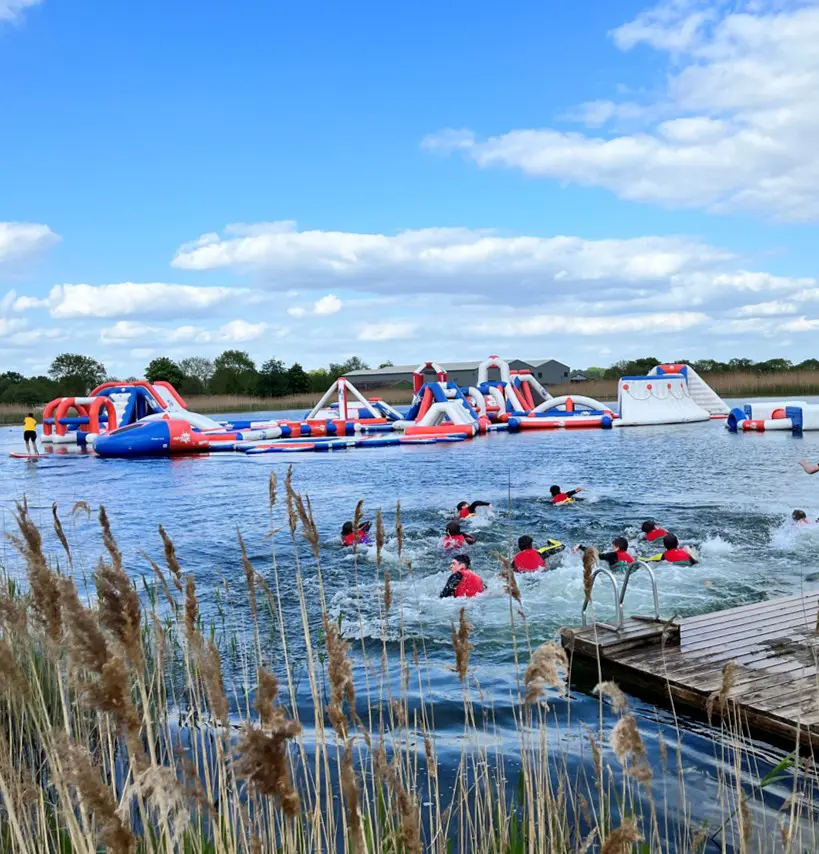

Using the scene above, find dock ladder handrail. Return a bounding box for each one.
[619,560,660,622]
[581,567,624,630]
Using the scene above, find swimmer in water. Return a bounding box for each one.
[550,485,584,505]
[659,533,697,566]
[439,554,485,599]
[442,520,476,549]
[575,537,634,571]
[641,520,668,543]
[793,509,809,524]
[341,520,372,546]
[512,535,546,572]
[456,500,491,519]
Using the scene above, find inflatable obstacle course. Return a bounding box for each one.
[726,400,819,433]
[36,355,730,458]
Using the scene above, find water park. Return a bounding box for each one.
[29,355,730,458]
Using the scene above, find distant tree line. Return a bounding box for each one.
[0,352,371,405]
[591,357,819,379]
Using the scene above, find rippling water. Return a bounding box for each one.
[3,404,819,849]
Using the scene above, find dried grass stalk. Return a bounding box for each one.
[13,501,62,643]
[52,503,72,567]
[451,608,473,683]
[582,547,598,599]
[601,818,642,854]
[342,738,364,853]
[524,642,568,704]
[383,567,392,614]
[59,736,136,854]
[237,529,258,623]
[323,614,355,736]
[71,500,91,520]
[375,509,385,566]
[395,500,404,557]
[375,752,423,854]
[202,637,229,725]
[593,681,629,714]
[236,668,302,816]
[493,551,520,604]
[158,525,183,592]
[268,471,278,511]
[94,553,143,669]
[610,714,652,785]
[707,661,740,722]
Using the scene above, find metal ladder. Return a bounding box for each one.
[581,560,660,631]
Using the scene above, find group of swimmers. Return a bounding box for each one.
[339,490,700,600]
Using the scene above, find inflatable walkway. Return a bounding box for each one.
[726,401,819,433]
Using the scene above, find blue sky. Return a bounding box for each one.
[2,0,818,376]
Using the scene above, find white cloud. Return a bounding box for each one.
[172,222,730,296]
[0,317,28,337]
[100,319,270,346]
[0,222,60,266]
[733,299,799,316]
[0,0,42,23]
[314,294,342,315]
[358,322,417,341]
[288,293,343,317]
[48,282,246,319]
[425,1,819,220]
[474,311,708,337]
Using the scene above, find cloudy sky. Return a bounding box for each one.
[2,0,818,376]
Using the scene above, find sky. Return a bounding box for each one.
[1,0,819,377]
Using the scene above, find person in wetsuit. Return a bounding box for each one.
[341,520,372,546]
[793,509,809,524]
[550,485,584,505]
[439,554,485,599]
[512,535,546,572]
[442,520,477,549]
[575,537,634,570]
[641,520,668,543]
[456,500,491,519]
[660,533,697,566]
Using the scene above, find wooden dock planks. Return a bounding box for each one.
[560,592,819,745]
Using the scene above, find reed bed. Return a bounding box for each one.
[0,481,817,852]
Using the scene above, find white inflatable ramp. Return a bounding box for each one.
[617,375,710,426]
[650,364,729,417]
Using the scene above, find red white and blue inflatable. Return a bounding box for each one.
[37,356,729,458]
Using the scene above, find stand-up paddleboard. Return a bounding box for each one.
[8,452,42,460]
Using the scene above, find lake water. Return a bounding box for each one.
[3,403,819,849]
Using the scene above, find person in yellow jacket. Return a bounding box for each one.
[23,412,39,456]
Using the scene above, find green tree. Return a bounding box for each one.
[258,358,289,397]
[309,368,333,394]
[329,356,369,377]
[145,357,186,388]
[210,350,258,395]
[287,362,311,394]
[795,359,819,371]
[378,360,394,369]
[0,376,60,405]
[179,357,214,387]
[756,358,793,373]
[48,353,107,395]
[604,357,659,379]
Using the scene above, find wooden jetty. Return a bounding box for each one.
[560,591,819,745]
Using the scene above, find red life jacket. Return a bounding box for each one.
[646,528,667,542]
[551,493,572,505]
[442,534,467,549]
[458,506,473,519]
[454,569,485,598]
[615,550,634,564]
[663,548,694,565]
[343,529,368,546]
[512,549,546,572]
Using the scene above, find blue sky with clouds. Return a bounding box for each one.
[2,0,818,376]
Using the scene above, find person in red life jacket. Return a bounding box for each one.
[456,500,491,519]
[512,535,546,572]
[341,520,372,547]
[550,485,583,505]
[641,520,668,543]
[439,554,485,599]
[793,509,811,524]
[442,520,477,550]
[575,537,634,571]
[660,532,697,566]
